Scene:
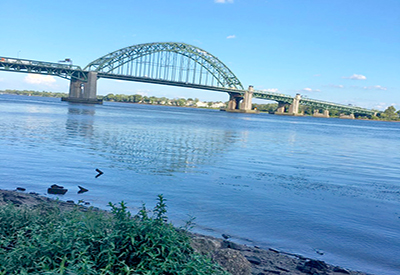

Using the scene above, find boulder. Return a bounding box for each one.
[213,248,252,275]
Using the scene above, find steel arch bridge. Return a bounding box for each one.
[0,42,376,116]
[85,42,244,91]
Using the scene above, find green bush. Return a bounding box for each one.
[0,195,229,275]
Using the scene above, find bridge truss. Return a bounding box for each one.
[0,42,376,116]
[84,42,244,90]
[0,57,87,81]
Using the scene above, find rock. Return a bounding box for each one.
[51,184,64,189]
[222,233,231,239]
[47,185,68,195]
[222,240,246,251]
[297,259,328,274]
[66,200,74,204]
[333,266,351,274]
[16,187,26,191]
[191,236,221,255]
[246,255,262,265]
[213,248,252,275]
[269,248,280,253]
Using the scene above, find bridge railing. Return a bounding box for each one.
[251,88,374,115]
[300,97,375,114]
[0,56,88,81]
[253,89,293,98]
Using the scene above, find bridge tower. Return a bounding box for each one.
[62,72,102,104]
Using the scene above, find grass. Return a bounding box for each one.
[0,195,229,275]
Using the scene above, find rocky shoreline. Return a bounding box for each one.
[0,189,371,275]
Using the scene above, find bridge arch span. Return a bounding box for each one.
[84,42,243,90]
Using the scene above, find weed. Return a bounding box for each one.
[0,196,229,274]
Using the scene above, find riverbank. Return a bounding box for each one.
[0,189,371,275]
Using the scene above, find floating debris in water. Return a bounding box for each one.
[95,168,104,178]
[78,186,89,194]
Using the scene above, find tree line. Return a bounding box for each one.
[2,89,399,121]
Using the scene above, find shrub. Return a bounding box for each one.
[0,195,229,274]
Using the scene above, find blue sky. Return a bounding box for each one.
[0,0,399,110]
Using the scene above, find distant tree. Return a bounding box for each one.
[328,109,339,117]
[253,103,278,113]
[380,106,399,120]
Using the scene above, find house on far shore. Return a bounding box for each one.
[195,101,226,108]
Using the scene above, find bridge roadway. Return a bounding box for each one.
[0,54,375,117]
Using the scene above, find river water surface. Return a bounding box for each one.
[1,94,399,274]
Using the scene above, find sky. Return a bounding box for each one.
[0,0,399,110]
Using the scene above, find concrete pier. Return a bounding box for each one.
[275,94,302,116]
[339,113,355,119]
[275,102,287,114]
[62,72,103,104]
[313,109,330,118]
[225,86,259,113]
[288,94,301,115]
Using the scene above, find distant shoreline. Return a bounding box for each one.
[2,90,399,122]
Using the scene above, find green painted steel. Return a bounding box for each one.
[0,56,87,81]
[84,42,244,90]
[253,90,294,104]
[252,89,375,116]
[0,43,376,116]
[299,97,375,115]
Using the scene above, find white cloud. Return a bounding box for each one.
[363,85,387,91]
[226,35,236,39]
[328,84,344,88]
[343,74,367,80]
[302,88,320,92]
[215,0,234,3]
[24,74,56,86]
[374,102,395,110]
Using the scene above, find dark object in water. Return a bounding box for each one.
[78,186,89,194]
[51,184,64,189]
[47,185,68,195]
[95,168,104,178]
[16,187,26,191]
[222,234,231,240]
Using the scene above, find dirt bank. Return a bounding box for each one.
[0,189,371,275]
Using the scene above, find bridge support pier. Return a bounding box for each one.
[313,109,330,118]
[288,94,301,115]
[275,94,302,116]
[62,72,102,104]
[225,86,258,113]
[339,113,355,119]
[275,102,287,114]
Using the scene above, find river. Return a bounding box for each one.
[1,94,399,274]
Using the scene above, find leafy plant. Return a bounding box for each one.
[0,196,229,275]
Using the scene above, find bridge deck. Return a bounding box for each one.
[0,56,375,116]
